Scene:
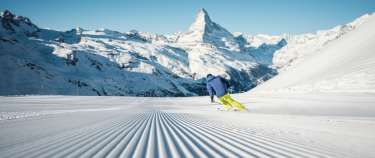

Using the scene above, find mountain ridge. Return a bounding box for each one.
[0,9,371,96]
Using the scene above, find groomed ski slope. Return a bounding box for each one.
[1,94,375,158]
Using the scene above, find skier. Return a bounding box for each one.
[206,74,247,111]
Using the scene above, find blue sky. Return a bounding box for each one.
[1,0,375,35]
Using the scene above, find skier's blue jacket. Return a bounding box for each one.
[206,75,229,97]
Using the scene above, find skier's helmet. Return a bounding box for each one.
[206,74,213,78]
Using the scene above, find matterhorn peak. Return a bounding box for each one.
[198,8,208,14]
[178,8,239,51]
[189,8,212,31]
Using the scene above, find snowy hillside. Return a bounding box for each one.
[0,9,278,96]
[251,13,375,93]
[271,14,374,71]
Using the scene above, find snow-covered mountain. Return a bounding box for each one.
[1,8,373,96]
[177,8,240,51]
[251,13,375,93]
[171,8,278,90]
[0,10,39,36]
[0,9,278,96]
[0,10,202,96]
[247,13,374,72]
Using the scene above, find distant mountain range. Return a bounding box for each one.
[0,9,371,96]
[251,13,375,93]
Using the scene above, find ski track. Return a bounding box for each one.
[0,110,349,158]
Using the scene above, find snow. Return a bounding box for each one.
[0,9,277,96]
[177,8,240,51]
[238,33,284,48]
[7,8,371,96]
[1,8,375,158]
[251,12,375,94]
[271,13,373,71]
[0,94,375,157]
